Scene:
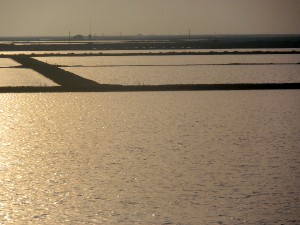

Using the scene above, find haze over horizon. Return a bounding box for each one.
[0,0,299,37]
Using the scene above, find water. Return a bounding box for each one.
[0,54,299,87]
[34,54,300,85]
[0,58,58,87]
[0,58,21,68]
[35,54,300,66]
[0,68,59,87]
[63,64,300,85]
[0,91,299,224]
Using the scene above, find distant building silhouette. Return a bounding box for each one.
[73,35,84,41]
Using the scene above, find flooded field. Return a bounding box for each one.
[63,64,300,85]
[0,51,299,224]
[34,54,300,85]
[0,58,21,67]
[35,54,300,66]
[0,68,58,87]
[1,53,299,87]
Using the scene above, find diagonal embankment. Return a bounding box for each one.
[3,55,300,93]
[11,55,101,88]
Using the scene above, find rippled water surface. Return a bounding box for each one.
[1,91,299,224]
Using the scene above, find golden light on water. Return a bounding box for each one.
[0,95,18,223]
[0,0,299,221]
[0,91,299,223]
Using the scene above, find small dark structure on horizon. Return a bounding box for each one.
[73,35,84,41]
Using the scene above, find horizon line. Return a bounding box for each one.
[1,33,300,37]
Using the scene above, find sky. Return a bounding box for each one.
[0,0,299,36]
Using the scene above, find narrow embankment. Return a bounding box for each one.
[0,83,299,93]
[11,55,101,88]
[1,55,299,93]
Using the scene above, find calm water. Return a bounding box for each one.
[33,54,300,85]
[63,64,300,85]
[2,54,300,87]
[0,68,58,87]
[0,58,57,87]
[35,54,300,66]
[1,91,299,224]
[0,58,21,68]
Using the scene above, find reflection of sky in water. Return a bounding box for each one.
[1,54,299,87]
[0,68,59,87]
[64,64,300,85]
[31,54,300,85]
[34,54,300,66]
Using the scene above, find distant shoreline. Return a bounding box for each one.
[1,35,300,51]
[1,50,300,58]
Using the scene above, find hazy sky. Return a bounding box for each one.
[0,0,299,36]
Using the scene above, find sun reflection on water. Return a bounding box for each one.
[0,94,31,223]
[0,91,299,224]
